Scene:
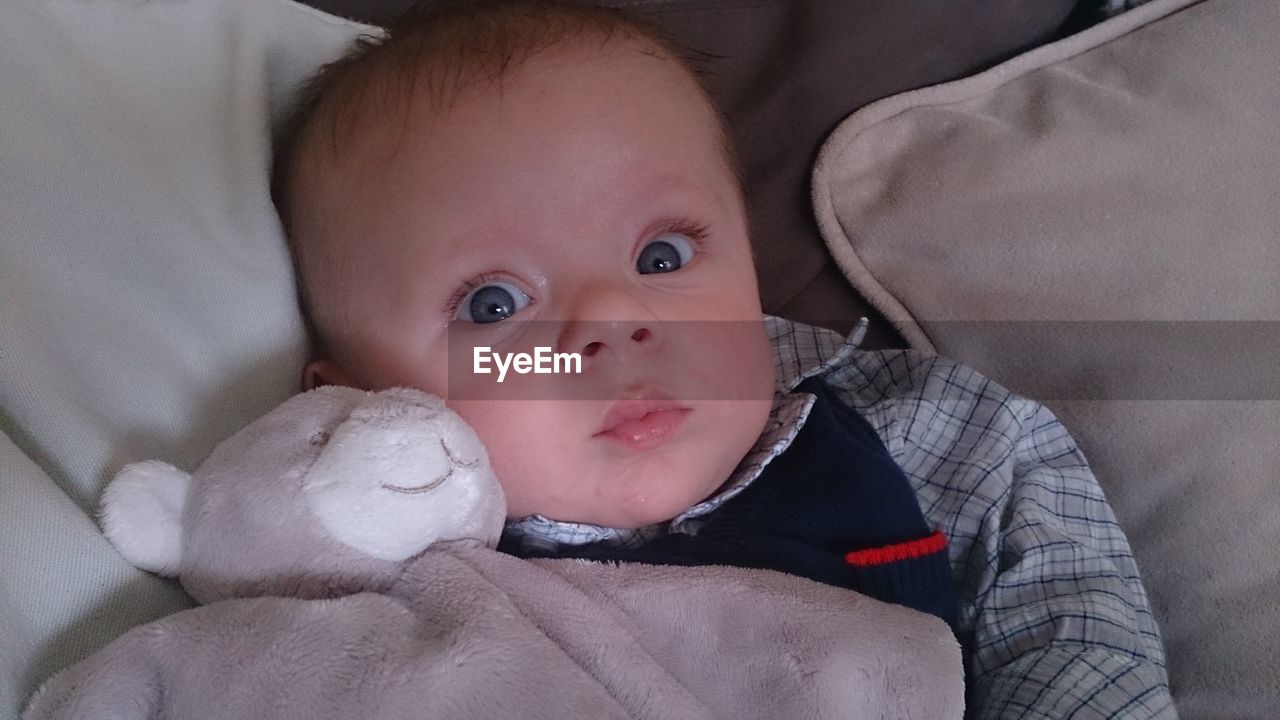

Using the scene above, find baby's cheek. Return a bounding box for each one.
[700,320,774,400]
[448,399,529,453]
[445,399,574,507]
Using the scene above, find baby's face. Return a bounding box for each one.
[302,40,774,528]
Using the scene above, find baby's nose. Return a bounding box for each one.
[557,283,659,363]
[578,323,653,358]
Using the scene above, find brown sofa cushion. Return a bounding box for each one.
[300,0,1081,347]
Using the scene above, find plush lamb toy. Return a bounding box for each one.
[24,386,964,720]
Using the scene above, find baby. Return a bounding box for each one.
[273,1,1174,716]
[275,0,777,533]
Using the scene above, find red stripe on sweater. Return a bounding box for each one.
[844,530,948,567]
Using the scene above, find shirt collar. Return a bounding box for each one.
[503,316,868,551]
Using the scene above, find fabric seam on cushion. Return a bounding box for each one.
[809,0,1207,356]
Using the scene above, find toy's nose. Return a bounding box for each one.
[379,437,453,495]
[436,417,488,467]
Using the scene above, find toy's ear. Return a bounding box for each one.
[99,460,192,576]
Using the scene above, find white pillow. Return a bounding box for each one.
[812,0,1279,716]
[0,0,371,715]
[0,0,373,510]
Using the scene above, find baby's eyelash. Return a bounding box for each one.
[444,271,503,320]
[657,218,711,248]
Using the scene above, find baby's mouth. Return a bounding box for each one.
[594,389,691,452]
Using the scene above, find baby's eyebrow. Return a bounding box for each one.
[639,170,704,197]
[413,172,723,254]
[645,173,736,212]
[425,230,501,258]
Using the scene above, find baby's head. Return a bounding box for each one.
[273,0,774,529]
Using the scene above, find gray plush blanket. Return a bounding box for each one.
[25,544,963,720]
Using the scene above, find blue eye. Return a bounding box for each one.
[636,233,697,274]
[456,281,531,324]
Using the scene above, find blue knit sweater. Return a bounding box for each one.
[499,376,959,633]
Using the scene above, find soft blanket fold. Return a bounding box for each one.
[26,545,963,720]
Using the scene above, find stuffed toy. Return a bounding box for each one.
[24,386,964,720]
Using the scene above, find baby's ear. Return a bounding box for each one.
[99,460,191,576]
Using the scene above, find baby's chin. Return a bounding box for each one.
[603,463,745,529]
[607,403,771,528]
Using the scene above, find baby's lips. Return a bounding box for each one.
[595,387,689,435]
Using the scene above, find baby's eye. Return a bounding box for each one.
[636,233,697,275]
[456,282,531,324]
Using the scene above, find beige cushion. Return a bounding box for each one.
[0,1,370,715]
[0,0,371,513]
[0,429,191,718]
[813,0,1279,716]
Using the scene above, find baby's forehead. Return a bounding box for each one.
[279,1,723,210]
[293,31,718,215]
[281,13,733,294]
[374,34,692,141]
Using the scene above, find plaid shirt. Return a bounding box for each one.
[506,315,1175,719]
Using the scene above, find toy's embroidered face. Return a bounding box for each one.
[296,40,774,530]
[99,387,504,603]
[302,389,503,560]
